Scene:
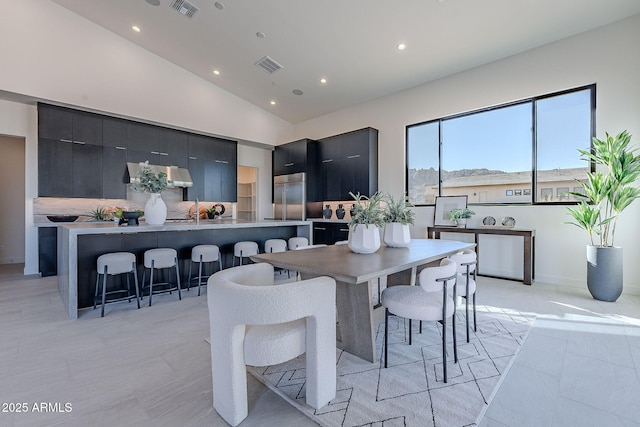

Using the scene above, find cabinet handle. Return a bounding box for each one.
[159,152,169,156]
[60,139,73,143]
[73,140,86,145]
[189,156,197,160]
[314,227,327,231]
[284,162,294,167]
[151,151,160,155]
[215,160,223,163]
[347,154,361,159]
[322,159,334,163]
[339,228,349,232]
[115,146,126,150]
[215,160,229,164]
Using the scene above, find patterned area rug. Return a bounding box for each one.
[248,307,533,427]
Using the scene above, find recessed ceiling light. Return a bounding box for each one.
[144,0,160,5]
[213,69,220,75]
[320,78,327,84]
[397,43,406,50]
[256,32,266,39]
[214,2,224,10]
[132,25,141,33]
[292,89,303,96]
[270,100,276,105]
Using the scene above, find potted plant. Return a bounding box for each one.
[382,194,415,247]
[131,161,169,225]
[449,208,475,228]
[566,130,640,301]
[348,191,385,254]
[206,204,226,219]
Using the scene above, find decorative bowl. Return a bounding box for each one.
[121,211,141,226]
[47,215,79,223]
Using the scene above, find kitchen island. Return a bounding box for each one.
[57,220,312,319]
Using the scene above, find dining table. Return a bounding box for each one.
[251,238,475,362]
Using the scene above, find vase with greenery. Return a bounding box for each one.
[348,191,385,254]
[449,208,475,228]
[566,130,640,301]
[383,194,415,247]
[131,161,169,225]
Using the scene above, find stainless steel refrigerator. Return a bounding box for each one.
[274,173,306,220]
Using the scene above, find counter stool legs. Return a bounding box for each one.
[93,253,140,317]
[142,248,181,307]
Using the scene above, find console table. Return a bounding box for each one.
[427,226,535,285]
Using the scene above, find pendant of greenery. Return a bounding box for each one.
[566,130,640,247]
[131,161,168,193]
[348,191,386,229]
[383,193,415,225]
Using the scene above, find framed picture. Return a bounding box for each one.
[434,195,468,226]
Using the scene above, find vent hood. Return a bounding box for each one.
[126,162,193,188]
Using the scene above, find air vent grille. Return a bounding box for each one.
[255,56,283,74]
[170,0,199,18]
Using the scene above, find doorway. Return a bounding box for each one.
[237,166,257,221]
[0,135,26,265]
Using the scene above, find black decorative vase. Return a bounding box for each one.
[336,204,345,219]
[322,204,333,219]
[349,204,356,218]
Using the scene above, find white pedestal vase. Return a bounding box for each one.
[383,222,411,247]
[144,193,167,226]
[456,218,467,228]
[348,224,381,254]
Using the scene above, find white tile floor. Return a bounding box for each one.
[1,263,639,427]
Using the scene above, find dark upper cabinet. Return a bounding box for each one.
[316,127,378,200]
[72,143,103,198]
[158,128,188,168]
[186,134,238,202]
[126,122,188,167]
[72,112,103,146]
[38,104,102,145]
[38,138,73,197]
[274,139,310,175]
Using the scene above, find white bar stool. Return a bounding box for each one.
[141,248,181,306]
[265,238,289,277]
[93,252,140,317]
[188,245,222,296]
[233,241,259,266]
[288,237,309,250]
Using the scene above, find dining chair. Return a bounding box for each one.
[207,262,337,426]
[450,249,478,342]
[381,258,458,382]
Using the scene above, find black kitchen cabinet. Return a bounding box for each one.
[126,122,189,167]
[102,118,128,199]
[274,139,311,175]
[38,227,58,277]
[186,134,238,202]
[39,104,102,145]
[38,138,73,197]
[158,128,189,167]
[317,128,378,200]
[72,143,103,198]
[312,222,350,245]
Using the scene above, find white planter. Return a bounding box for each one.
[456,218,467,228]
[383,222,411,247]
[348,224,381,254]
[144,193,167,225]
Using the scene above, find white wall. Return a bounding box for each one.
[293,15,640,294]
[0,0,293,273]
[0,136,26,264]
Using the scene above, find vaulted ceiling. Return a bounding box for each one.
[52,0,640,124]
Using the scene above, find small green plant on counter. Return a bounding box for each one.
[448,208,475,221]
[383,194,415,225]
[89,206,109,221]
[348,191,386,229]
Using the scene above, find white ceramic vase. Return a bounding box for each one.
[144,193,167,225]
[348,224,381,254]
[456,218,467,228]
[383,222,411,247]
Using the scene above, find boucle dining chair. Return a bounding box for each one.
[207,262,337,426]
[450,249,478,342]
[381,258,458,382]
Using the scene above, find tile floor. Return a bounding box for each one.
[0,263,639,426]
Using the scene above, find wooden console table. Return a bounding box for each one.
[427,226,535,285]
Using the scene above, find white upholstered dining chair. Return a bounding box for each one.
[381,257,458,382]
[207,262,337,426]
[450,249,478,342]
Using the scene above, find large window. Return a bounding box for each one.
[406,85,594,205]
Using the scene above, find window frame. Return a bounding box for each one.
[405,84,596,206]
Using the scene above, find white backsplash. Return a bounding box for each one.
[33,187,235,223]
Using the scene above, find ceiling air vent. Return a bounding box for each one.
[255,56,283,74]
[170,0,199,18]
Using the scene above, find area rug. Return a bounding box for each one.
[248,307,533,427]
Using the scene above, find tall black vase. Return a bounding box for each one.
[336,204,345,219]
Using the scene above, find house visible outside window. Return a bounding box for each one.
[406,85,595,205]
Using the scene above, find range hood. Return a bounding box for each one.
[126,162,193,188]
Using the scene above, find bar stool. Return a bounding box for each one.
[141,248,181,306]
[93,252,140,317]
[233,241,259,266]
[288,237,309,250]
[264,239,289,277]
[187,245,222,296]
